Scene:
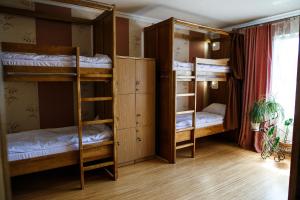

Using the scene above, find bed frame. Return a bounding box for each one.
[1,1,117,190]
[144,18,230,163]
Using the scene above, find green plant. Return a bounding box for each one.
[250,97,284,124]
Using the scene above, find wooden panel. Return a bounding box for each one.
[136,94,155,127]
[135,59,155,94]
[116,17,129,56]
[93,10,115,60]
[36,3,72,46]
[38,82,74,128]
[116,57,135,94]
[36,3,74,129]
[9,146,113,177]
[210,37,231,59]
[176,124,225,143]
[136,126,155,159]
[189,31,208,62]
[288,31,300,200]
[82,144,113,162]
[117,128,136,164]
[116,94,135,129]
[144,27,157,59]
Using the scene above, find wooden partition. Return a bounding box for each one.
[144,18,230,163]
[144,18,176,163]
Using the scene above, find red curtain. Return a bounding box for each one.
[224,33,244,131]
[238,24,272,152]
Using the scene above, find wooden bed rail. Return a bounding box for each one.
[50,0,115,11]
[174,18,229,36]
[1,42,76,55]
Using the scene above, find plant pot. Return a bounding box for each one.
[279,141,292,153]
[251,122,260,131]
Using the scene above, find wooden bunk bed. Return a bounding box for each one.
[144,18,231,163]
[0,0,117,189]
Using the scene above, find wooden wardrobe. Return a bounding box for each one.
[115,56,156,165]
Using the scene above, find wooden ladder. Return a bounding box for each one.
[75,47,116,189]
[175,65,197,158]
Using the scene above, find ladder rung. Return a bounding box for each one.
[176,110,194,115]
[82,119,113,126]
[177,76,195,79]
[80,74,112,78]
[176,93,195,97]
[176,143,194,150]
[176,127,195,132]
[83,161,114,171]
[81,97,112,102]
[83,140,114,150]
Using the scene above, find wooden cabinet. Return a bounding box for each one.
[117,128,136,164]
[116,56,155,165]
[116,94,135,129]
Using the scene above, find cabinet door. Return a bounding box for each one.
[136,94,155,127]
[116,94,135,129]
[135,59,155,94]
[136,126,155,159]
[117,128,136,164]
[116,57,136,94]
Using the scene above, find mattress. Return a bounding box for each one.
[176,111,224,130]
[0,52,112,68]
[173,60,230,74]
[7,124,112,161]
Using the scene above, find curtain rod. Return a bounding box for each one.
[224,10,300,31]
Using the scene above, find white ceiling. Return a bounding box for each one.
[96,0,300,27]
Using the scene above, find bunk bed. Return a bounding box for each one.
[144,18,231,163]
[0,0,117,190]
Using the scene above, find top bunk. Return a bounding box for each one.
[0,42,113,82]
[174,58,231,81]
[0,0,117,82]
[144,17,231,81]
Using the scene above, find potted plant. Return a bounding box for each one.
[250,97,284,131]
[279,118,293,153]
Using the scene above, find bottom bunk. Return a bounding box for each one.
[175,103,226,143]
[8,124,113,177]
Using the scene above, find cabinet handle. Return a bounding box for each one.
[136,81,140,85]
[136,114,141,117]
[136,137,142,142]
[136,129,139,133]
[117,141,120,146]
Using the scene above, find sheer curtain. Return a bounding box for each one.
[271,17,299,142]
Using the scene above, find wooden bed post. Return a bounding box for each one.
[0,56,11,199]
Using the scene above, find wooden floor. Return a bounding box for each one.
[12,140,290,200]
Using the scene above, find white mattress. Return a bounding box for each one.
[173,60,230,73]
[0,52,112,68]
[176,111,224,130]
[7,124,112,161]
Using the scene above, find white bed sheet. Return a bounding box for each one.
[0,52,112,68]
[173,60,230,73]
[176,111,224,130]
[7,124,112,161]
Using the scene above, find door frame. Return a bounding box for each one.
[288,25,300,200]
[0,58,11,200]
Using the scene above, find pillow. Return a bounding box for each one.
[202,103,226,116]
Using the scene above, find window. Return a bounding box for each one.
[271,17,299,142]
